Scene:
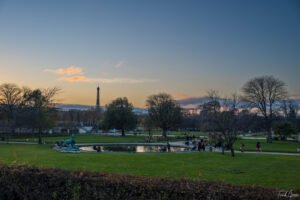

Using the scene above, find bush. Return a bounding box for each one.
[273,121,297,140]
[0,165,280,200]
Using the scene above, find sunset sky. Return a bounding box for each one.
[0,0,299,107]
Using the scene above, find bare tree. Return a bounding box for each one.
[281,99,298,121]
[200,91,239,157]
[0,83,22,133]
[146,93,182,137]
[242,76,287,143]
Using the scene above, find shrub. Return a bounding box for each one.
[0,165,280,200]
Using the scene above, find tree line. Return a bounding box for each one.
[0,76,299,152]
[0,83,60,144]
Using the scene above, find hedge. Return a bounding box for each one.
[0,165,280,200]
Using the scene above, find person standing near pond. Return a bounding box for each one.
[167,142,171,152]
[197,141,201,151]
[256,141,261,152]
[240,143,245,152]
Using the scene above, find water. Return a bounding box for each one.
[79,145,188,153]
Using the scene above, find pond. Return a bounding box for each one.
[78,144,190,153]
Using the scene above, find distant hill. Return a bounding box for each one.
[55,98,300,114]
[55,104,148,115]
[177,97,300,109]
[55,104,95,111]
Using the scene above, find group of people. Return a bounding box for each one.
[185,135,208,152]
[184,133,263,153]
[240,141,262,152]
[197,139,207,151]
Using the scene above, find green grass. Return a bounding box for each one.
[234,139,300,153]
[152,130,208,136]
[7,135,300,153]
[9,135,146,144]
[0,144,299,189]
[8,134,185,144]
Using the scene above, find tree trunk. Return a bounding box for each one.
[266,119,273,143]
[162,129,167,138]
[121,129,125,137]
[221,143,225,155]
[148,129,152,142]
[267,132,272,143]
[38,127,42,144]
[230,146,235,157]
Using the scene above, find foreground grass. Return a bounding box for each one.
[0,144,299,189]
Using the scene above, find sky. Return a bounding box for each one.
[0,0,299,107]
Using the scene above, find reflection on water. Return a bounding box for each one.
[79,145,188,153]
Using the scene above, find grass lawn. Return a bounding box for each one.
[7,135,300,153]
[152,130,207,136]
[234,139,300,153]
[0,144,299,190]
[8,135,146,144]
[8,134,186,144]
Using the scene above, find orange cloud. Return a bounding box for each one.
[58,75,88,82]
[46,65,157,84]
[173,92,191,100]
[45,66,83,75]
[58,76,156,84]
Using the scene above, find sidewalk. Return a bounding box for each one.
[169,141,300,156]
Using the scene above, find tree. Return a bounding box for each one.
[23,87,60,144]
[273,121,297,140]
[0,83,22,134]
[281,99,298,121]
[142,115,155,141]
[146,93,182,137]
[200,91,239,157]
[104,97,137,136]
[242,76,288,143]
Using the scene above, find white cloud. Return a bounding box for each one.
[114,60,125,69]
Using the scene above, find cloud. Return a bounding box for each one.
[58,75,88,82]
[290,93,300,99]
[46,65,157,84]
[177,97,208,106]
[173,92,191,100]
[58,76,156,84]
[45,66,83,75]
[114,60,125,69]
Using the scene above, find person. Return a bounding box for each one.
[167,142,171,152]
[256,141,261,152]
[197,141,201,151]
[202,140,206,151]
[192,134,196,140]
[185,135,190,145]
[240,143,245,152]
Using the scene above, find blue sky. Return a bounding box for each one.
[0,0,299,107]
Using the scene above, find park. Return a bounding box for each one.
[0,75,300,199]
[1,1,300,199]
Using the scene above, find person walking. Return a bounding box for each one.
[256,141,261,152]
